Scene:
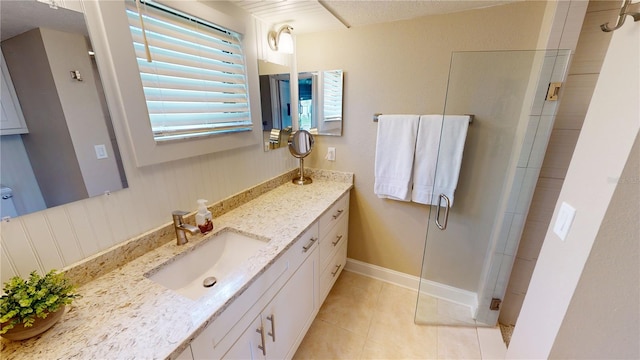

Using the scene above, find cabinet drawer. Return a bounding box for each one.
[319,214,348,272]
[319,238,347,304]
[289,222,319,273]
[319,193,349,237]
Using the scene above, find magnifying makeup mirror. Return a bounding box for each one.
[288,130,314,185]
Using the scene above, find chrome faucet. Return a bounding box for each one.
[172,210,200,245]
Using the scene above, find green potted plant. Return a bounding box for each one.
[0,270,80,340]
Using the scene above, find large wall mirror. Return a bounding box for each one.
[0,1,128,219]
[259,61,343,150]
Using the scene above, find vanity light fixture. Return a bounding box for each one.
[268,25,294,54]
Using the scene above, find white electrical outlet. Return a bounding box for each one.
[553,202,576,241]
[327,147,336,161]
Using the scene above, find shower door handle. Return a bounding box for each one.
[435,194,450,230]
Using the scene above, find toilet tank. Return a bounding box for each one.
[1,186,19,218]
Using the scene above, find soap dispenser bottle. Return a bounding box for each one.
[196,199,213,234]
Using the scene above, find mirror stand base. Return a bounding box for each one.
[292,176,312,185]
[292,154,312,185]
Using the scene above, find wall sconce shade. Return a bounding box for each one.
[268,25,294,54]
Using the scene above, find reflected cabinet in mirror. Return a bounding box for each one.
[259,64,343,151]
[0,1,128,218]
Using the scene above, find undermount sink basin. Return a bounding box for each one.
[146,230,268,300]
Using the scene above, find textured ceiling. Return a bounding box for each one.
[233,0,521,34]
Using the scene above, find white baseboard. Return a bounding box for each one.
[345,258,478,314]
[344,258,420,290]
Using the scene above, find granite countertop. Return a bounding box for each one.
[1,171,352,359]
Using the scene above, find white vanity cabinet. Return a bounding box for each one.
[223,247,317,360]
[318,193,349,304]
[188,190,350,360]
[190,224,319,360]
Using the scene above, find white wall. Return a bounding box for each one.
[0,1,296,283]
[296,1,547,286]
[507,15,640,359]
[2,28,89,208]
[41,28,123,198]
[550,132,639,359]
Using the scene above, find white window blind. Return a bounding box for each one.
[125,0,252,142]
[323,70,343,122]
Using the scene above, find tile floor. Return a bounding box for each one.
[294,270,506,359]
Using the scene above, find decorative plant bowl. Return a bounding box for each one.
[1,306,65,341]
[1,269,79,341]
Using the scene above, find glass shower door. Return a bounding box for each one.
[415,50,571,327]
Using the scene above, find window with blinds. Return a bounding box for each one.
[125,0,252,142]
[323,70,343,122]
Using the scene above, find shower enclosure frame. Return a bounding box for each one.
[415,49,572,327]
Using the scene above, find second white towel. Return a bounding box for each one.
[412,115,470,206]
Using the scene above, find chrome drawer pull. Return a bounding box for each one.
[302,237,317,252]
[256,326,267,355]
[332,235,343,246]
[331,264,342,277]
[332,209,344,219]
[267,314,276,342]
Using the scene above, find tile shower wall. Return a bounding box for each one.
[475,50,572,325]
[476,0,609,325]
[499,0,621,326]
[0,143,296,284]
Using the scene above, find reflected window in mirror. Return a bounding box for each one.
[259,69,343,149]
[0,1,128,218]
[298,74,314,131]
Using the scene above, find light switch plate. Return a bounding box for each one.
[94,144,108,159]
[553,201,576,241]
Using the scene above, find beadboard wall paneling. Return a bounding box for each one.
[1,144,296,283]
[46,206,85,265]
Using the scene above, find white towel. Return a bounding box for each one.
[412,115,469,206]
[374,115,420,201]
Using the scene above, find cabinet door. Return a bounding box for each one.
[222,316,266,360]
[0,49,28,135]
[263,249,317,360]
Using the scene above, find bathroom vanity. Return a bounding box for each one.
[188,190,349,359]
[0,169,352,360]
